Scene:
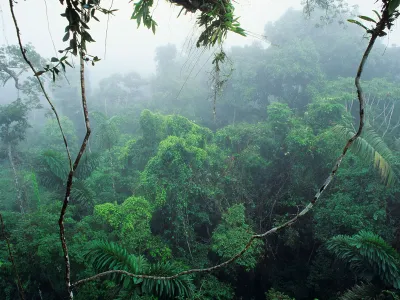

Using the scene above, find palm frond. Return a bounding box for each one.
[86,241,193,299]
[92,111,121,150]
[87,241,146,281]
[327,231,400,289]
[36,150,69,188]
[339,282,380,300]
[143,261,194,299]
[74,152,101,179]
[332,125,396,185]
[70,180,95,208]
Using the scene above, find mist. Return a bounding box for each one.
[1,0,398,84]
[1,1,400,300]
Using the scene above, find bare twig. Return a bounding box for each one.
[0,61,23,89]
[8,0,72,171]
[0,213,25,300]
[382,103,394,137]
[42,0,57,57]
[388,114,400,134]
[104,0,115,59]
[72,5,391,290]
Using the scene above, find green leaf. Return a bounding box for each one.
[50,57,59,62]
[389,0,400,15]
[358,15,376,23]
[34,70,45,76]
[347,19,369,31]
[80,21,90,29]
[64,60,73,68]
[372,10,381,20]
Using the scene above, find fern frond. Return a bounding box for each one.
[87,241,146,280]
[339,282,379,300]
[92,111,121,150]
[86,241,193,298]
[143,260,194,298]
[332,125,396,185]
[70,180,95,207]
[36,150,69,188]
[74,152,101,179]
[327,231,400,289]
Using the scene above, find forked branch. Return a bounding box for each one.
[9,1,91,299]
[59,47,91,300]
[8,0,72,170]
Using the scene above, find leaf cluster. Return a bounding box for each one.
[86,241,194,298]
[348,0,400,37]
[327,231,400,289]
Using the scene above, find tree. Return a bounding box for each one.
[90,72,146,119]
[211,204,263,270]
[0,100,30,213]
[4,0,400,299]
[94,196,171,258]
[0,44,46,100]
[0,45,46,214]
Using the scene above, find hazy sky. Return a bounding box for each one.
[0,0,398,83]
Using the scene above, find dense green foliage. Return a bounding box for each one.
[1,6,400,300]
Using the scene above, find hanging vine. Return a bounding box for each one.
[210,48,233,121]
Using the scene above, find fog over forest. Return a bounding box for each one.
[1,1,400,300]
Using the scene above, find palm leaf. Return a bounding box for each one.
[332,124,396,186]
[339,282,380,300]
[86,241,193,299]
[70,179,95,208]
[327,231,400,289]
[74,152,101,179]
[143,260,194,298]
[87,241,146,279]
[92,111,121,150]
[36,150,69,188]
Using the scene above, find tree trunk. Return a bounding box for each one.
[8,143,24,214]
[233,105,236,126]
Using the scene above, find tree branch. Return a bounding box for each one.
[8,1,91,299]
[59,23,92,300]
[0,61,26,89]
[8,0,72,171]
[72,4,392,290]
